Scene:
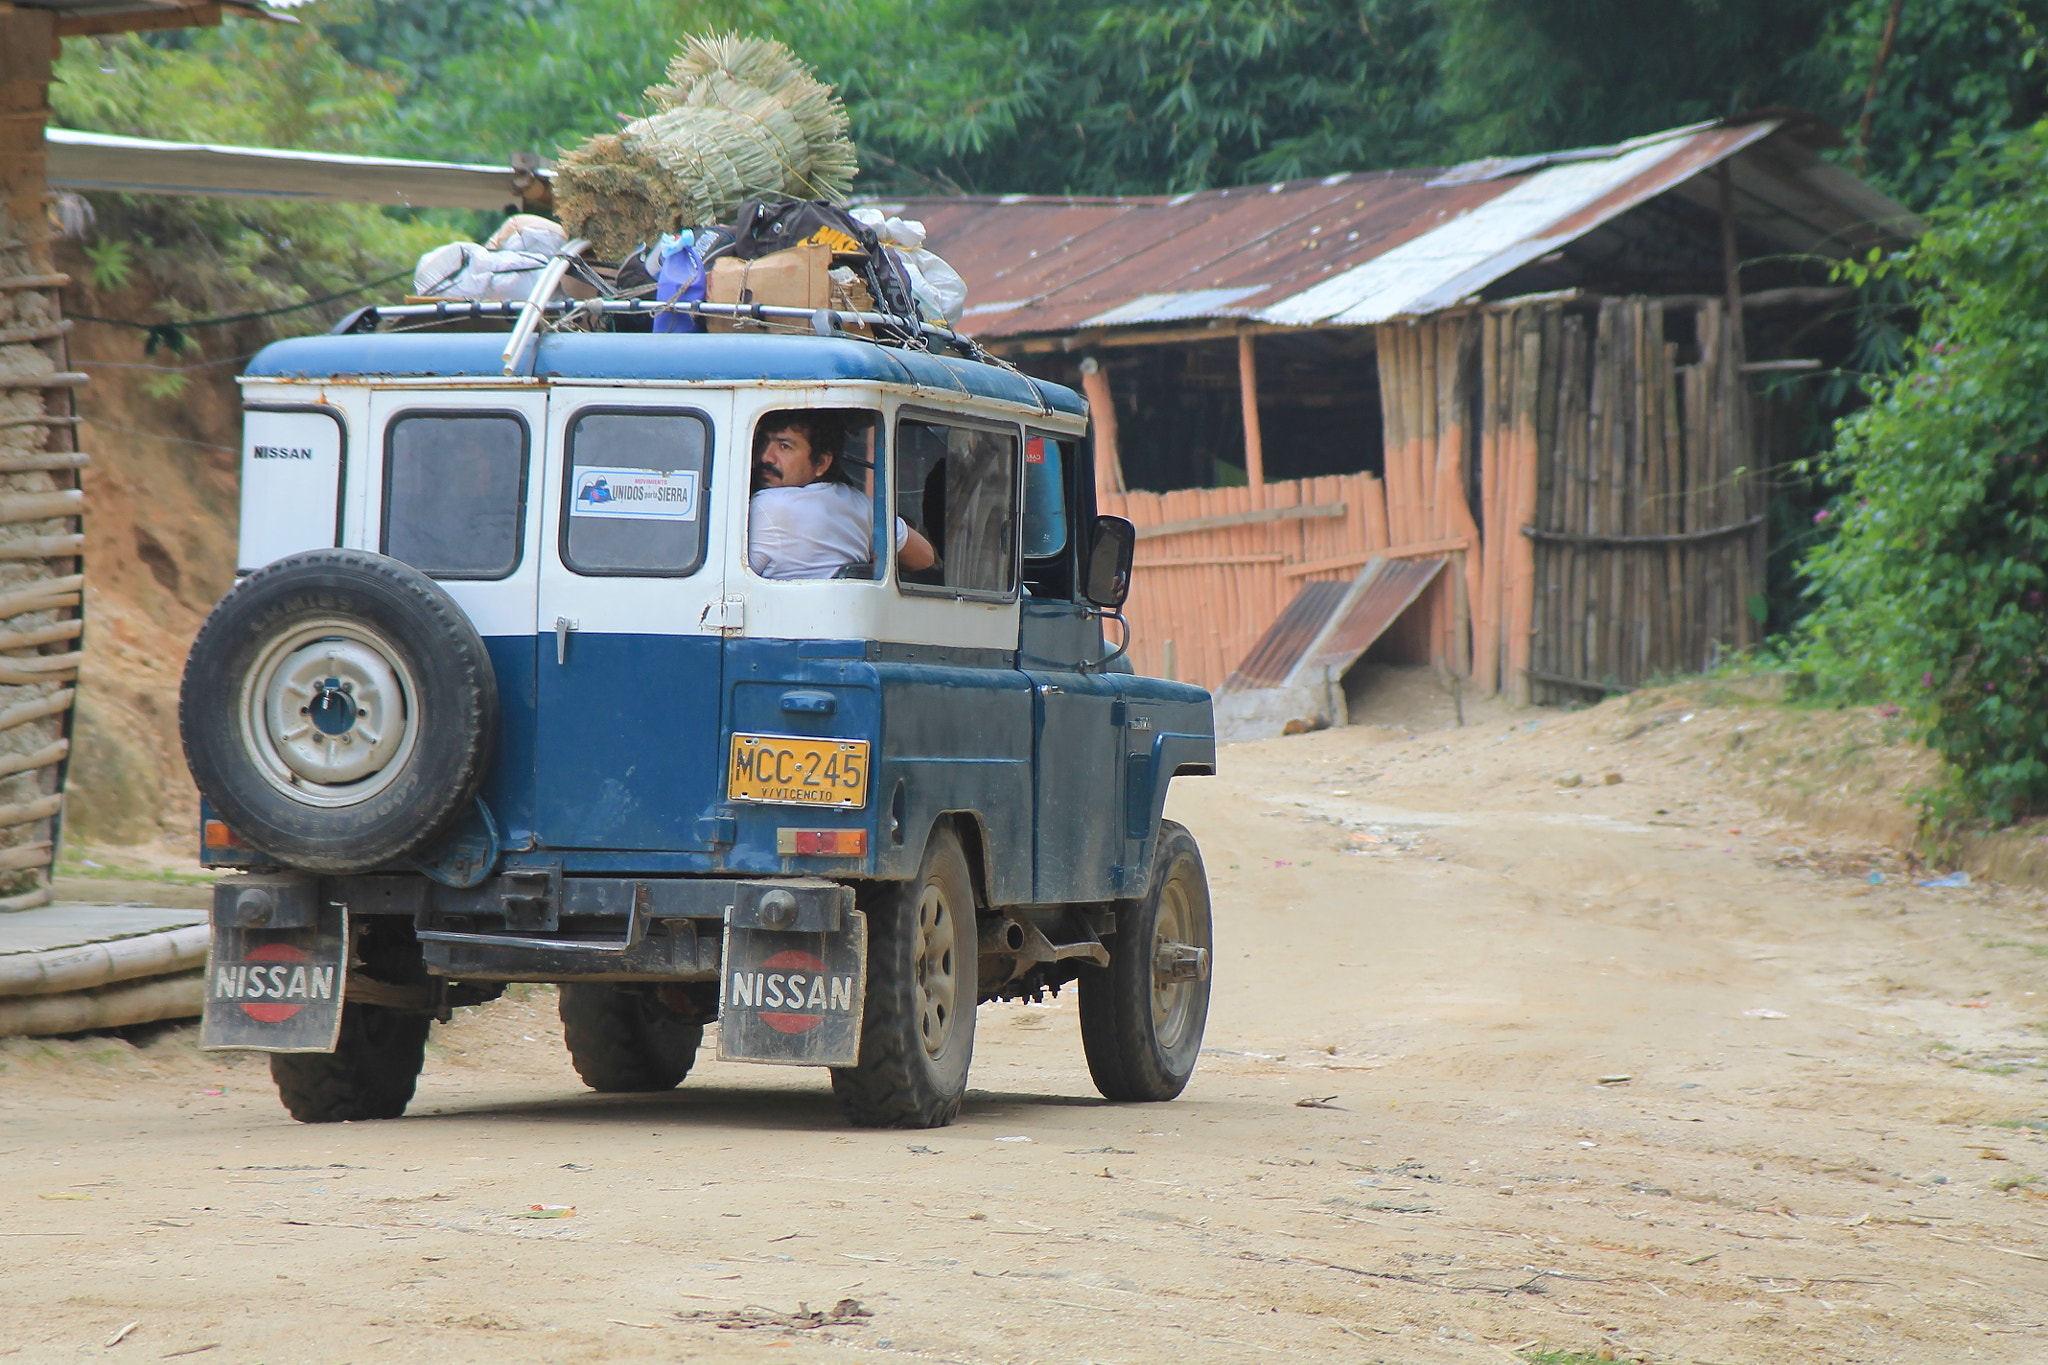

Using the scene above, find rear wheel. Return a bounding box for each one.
[1079,820,1212,1101]
[559,984,703,1092]
[270,1003,430,1122]
[831,828,978,1128]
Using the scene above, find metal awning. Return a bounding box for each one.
[46,128,540,211]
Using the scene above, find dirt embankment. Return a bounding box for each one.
[53,242,244,852]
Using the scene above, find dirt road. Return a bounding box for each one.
[4,690,2046,1364]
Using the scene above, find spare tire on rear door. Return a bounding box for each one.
[179,549,498,874]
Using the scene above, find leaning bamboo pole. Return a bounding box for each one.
[1506,314,1543,705]
[1474,311,1503,695]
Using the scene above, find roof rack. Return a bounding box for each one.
[327,239,984,372]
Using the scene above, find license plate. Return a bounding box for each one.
[201,899,347,1053]
[727,733,869,808]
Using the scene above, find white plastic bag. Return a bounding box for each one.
[851,208,968,326]
[485,214,567,254]
[413,216,568,300]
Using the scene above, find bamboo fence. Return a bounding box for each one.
[1520,296,1762,701]
[1102,470,1398,689]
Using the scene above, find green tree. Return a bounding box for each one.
[1433,0,1833,157]
[1796,122,2048,825]
[719,0,1444,195]
[51,27,443,343]
[1818,0,2048,208]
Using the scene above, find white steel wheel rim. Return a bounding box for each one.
[1150,872,1203,1050]
[914,882,958,1061]
[240,617,421,809]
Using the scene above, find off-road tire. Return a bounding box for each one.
[558,984,704,1092]
[1079,820,1212,1101]
[270,1003,430,1122]
[831,828,978,1128]
[179,549,497,873]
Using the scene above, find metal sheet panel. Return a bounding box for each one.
[1300,557,1445,679]
[47,128,527,211]
[1266,125,1780,327]
[1221,578,1349,691]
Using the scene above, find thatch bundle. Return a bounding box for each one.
[554,34,858,261]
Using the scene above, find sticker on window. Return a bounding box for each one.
[570,466,698,520]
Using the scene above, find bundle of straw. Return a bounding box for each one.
[554,34,858,260]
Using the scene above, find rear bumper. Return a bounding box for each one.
[315,872,854,982]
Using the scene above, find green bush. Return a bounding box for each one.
[1797,121,2048,827]
[52,28,449,346]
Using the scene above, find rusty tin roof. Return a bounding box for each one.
[879,120,1919,341]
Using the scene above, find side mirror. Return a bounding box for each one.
[1082,515,1136,609]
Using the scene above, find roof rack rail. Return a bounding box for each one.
[329,241,983,367]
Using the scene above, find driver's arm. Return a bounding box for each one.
[898,523,936,572]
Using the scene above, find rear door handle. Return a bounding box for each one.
[554,616,578,665]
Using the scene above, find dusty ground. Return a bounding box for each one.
[3,683,2047,1365]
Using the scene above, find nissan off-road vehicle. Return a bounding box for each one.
[181,264,1216,1128]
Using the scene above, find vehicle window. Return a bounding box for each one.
[562,409,713,576]
[746,409,886,582]
[895,418,1018,597]
[383,412,527,579]
[1022,435,1068,558]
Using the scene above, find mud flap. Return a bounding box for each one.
[201,897,348,1053]
[717,910,866,1067]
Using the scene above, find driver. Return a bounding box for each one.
[748,410,936,580]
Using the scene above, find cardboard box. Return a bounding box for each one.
[706,244,831,332]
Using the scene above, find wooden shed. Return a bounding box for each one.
[892,117,1919,714]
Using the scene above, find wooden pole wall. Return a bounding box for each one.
[1091,294,1764,699]
[1237,331,1266,495]
[0,7,83,909]
[1513,294,1761,701]
[1080,360,1125,503]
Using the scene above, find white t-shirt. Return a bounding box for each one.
[748,481,910,580]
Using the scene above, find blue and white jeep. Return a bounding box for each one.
[180,286,1216,1129]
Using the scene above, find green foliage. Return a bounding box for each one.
[1795,122,2048,826]
[140,370,192,403]
[81,239,134,292]
[1818,0,2048,208]
[339,0,695,164]
[687,0,1445,195]
[1434,0,1832,157]
[51,29,445,345]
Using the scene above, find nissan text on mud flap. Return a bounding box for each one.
[179,271,1215,1128]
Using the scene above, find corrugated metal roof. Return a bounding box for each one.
[886,120,1921,341]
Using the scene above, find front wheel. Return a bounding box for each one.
[831,827,978,1128]
[1079,820,1213,1101]
[270,1003,430,1122]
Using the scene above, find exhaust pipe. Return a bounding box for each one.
[978,917,1026,953]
